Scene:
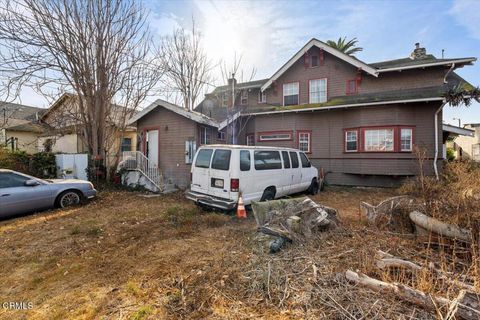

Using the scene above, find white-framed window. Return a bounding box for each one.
[241,90,248,105]
[185,140,196,164]
[200,127,210,145]
[298,131,311,153]
[217,131,225,141]
[309,79,327,104]
[345,130,358,152]
[258,131,292,141]
[246,134,255,146]
[258,91,266,103]
[283,82,299,106]
[400,128,413,151]
[364,129,394,152]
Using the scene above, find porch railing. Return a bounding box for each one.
[121,151,163,192]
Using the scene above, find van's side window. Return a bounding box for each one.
[300,152,312,168]
[281,151,291,168]
[211,149,231,170]
[254,151,282,170]
[289,151,299,168]
[240,150,251,171]
[195,149,213,168]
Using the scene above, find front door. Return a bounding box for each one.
[146,130,159,167]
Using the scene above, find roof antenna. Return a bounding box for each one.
[442,49,445,59]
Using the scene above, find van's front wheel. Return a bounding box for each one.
[260,188,276,201]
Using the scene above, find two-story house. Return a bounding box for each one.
[127,39,476,189]
[197,39,476,187]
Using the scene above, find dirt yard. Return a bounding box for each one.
[0,187,443,319]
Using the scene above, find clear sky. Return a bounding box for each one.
[14,0,480,126]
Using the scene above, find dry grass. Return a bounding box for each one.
[0,185,475,319]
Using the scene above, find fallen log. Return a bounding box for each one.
[376,250,475,291]
[345,270,480,320]
[409,211,472,242]
[360,196,414,221]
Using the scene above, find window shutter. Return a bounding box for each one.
[319,49,324,66]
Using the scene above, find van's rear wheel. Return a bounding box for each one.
[260,188,275,201]
[308,178,320,195]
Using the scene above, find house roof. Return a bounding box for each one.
[211,78,269,94]
[261,38,379,91]
[260,39,476,92]
[443,124,474,137]
[5,122,46,133]
[372,55,476,73]
[128,99,219,128]
[1,101,45,121]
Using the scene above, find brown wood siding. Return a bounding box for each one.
[260,50,446,107]
[137,107,197,189]
[248,101,443,186]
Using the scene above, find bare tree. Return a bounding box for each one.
[0,0,162,168]
[161,21,213,111]
[217,54,256,144]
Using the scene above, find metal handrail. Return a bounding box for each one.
[121,151,163,191]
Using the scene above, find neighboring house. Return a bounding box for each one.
[1,102,46,154]
[449,123,480,161]
[195,39,476,187]
[127,99,225,189]
[39,93,137,164]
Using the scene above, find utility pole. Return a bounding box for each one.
[453,117,461,127]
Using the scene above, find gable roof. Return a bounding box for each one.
[128,99,219,128]
[261,38,379,91]
[443,124,474,137]
[1,101,45,121]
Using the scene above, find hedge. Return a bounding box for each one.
[0,148,57,178]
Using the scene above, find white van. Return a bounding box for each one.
[185,145,319,210]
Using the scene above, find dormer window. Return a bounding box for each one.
[311,55,319,67]
[258,91,266,103]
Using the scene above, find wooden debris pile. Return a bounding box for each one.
[251,197,339,253]
[346,249,480,320]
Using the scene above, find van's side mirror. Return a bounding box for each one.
[25,179,40,187]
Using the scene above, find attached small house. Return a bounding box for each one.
[125,39,476,191]
[126,99,226,191]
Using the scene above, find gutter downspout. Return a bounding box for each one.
[434,63,456,179]
[433,101,446,180]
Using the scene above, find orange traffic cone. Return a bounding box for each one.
[237,196,247,219]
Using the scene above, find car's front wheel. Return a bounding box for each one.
[56,190,82,208]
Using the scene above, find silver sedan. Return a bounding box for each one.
[0,169,97,218]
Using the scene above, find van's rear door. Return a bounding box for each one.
[209,149,232,199]
[191,148,213,194]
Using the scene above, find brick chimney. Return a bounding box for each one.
[227,77,237,87]
[410,42,427,60]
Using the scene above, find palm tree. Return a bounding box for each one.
[326,37,363,56]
